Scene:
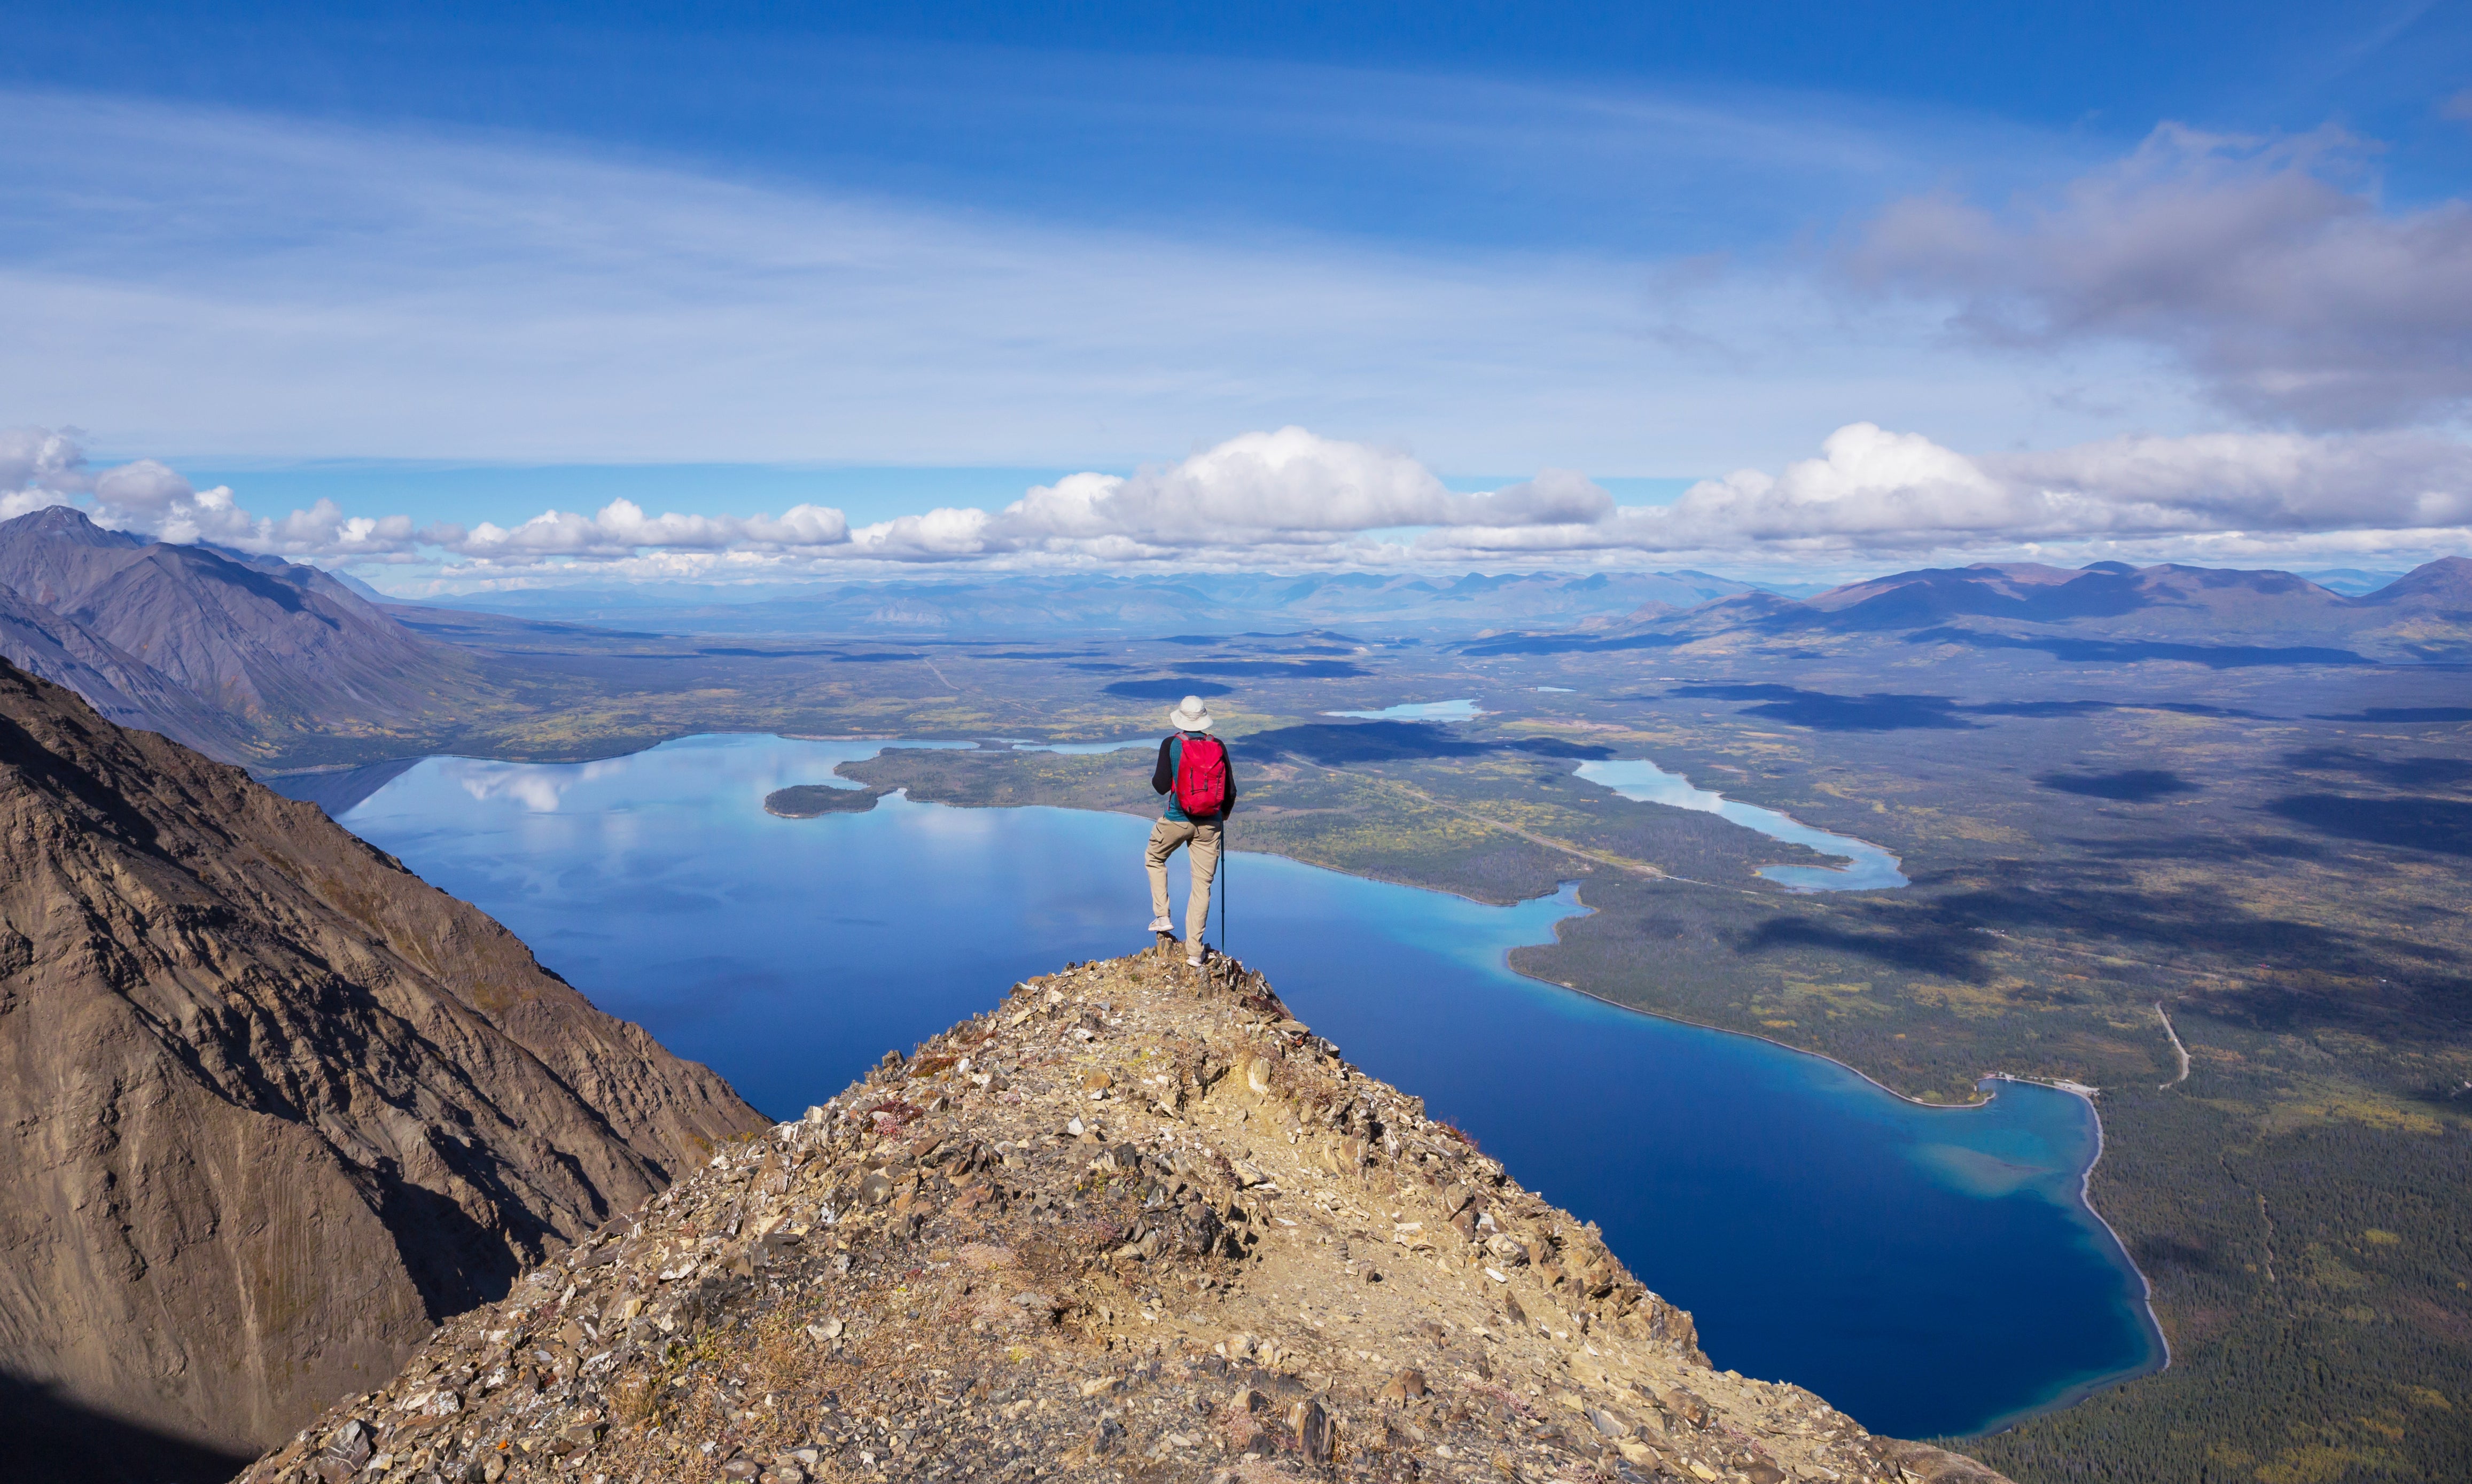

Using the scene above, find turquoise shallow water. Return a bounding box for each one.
[1576,757,1910,892]
[320,733,2161,1439]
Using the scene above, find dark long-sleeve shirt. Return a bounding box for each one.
[1152,732,1236,822]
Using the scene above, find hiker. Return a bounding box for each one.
[1148,694,1236,966]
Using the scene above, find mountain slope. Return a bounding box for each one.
[0,508,492,761]
[238,948,2006,1484]
[0,583,247,756]
[2358,553,2472,612]
[0,660,765,1480]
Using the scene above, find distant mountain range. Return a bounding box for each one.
[1461,558,2472,666]
[0,508,489,763]
[417,568,1760,637]
[3,502,2462,776]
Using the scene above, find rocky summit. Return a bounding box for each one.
[0,660,765,1480]
[239,948,2007,1484]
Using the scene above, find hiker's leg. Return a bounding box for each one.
[1185,822,1221,951]
[1145,820,1188,922]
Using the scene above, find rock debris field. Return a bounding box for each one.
[238,945,2007,1484]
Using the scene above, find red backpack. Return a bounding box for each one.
[1173,735,1229,818]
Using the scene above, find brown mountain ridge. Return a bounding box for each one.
[0,658,765,1482]
[0,508,495,764]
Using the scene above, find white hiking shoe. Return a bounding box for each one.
[1148,916,1174,933]
[1187,948,1205,967]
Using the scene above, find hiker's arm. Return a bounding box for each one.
[1152,738,1175,795]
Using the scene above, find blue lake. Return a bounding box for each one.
[318,733,2159,1440]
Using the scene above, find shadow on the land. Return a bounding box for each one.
[2055,830,2330,865]
[1502,737,1616,760]
[1964,700,2115,717]
[2268,795,2472,857]
[1238,720,1614,764]
[2130,1233,2232,1280]
[0,1373,253,1484]
[1738,912,1988,978]
[2037,769,2199,802]
[1176,659,1368,678]
[1670,683,1977,731]
[1742,874,2380,990]
[2283,747,2472,791]
[2307,707,2472,722]
[1658,688,2273,730]
[1103,678,1235,700]
[1244,720,1493,764]
[1717,834,2472,1042]
[1906,628,2373,668]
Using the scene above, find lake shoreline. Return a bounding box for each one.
[1478,889,2172,1437]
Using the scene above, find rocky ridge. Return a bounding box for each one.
[239,947,2006,1484]
[0,659,765,1475]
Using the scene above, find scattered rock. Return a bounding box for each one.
[311,1419,371,1482]
[230,948,2007,1484]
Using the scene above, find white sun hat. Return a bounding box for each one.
[1166,696,1216,732]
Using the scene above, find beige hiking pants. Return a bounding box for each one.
[1145,817,1221,952]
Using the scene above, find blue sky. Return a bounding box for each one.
[2,1,2467,584]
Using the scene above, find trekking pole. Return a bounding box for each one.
[1217,817,1229,964]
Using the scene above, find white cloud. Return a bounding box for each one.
[826,432,1621,563]
[435,421,2471,572]
[8,421,2467,580]
[1847,123,2472,428]
[1990,430,2472,532]
[1414,422,2472,565]
[1007,429,1448,542]
[0,426,84,493]
[432,500,851,561]
[0,426,83,520]
[1,426,423,558]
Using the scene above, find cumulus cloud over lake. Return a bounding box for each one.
[9,421,2468,577]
